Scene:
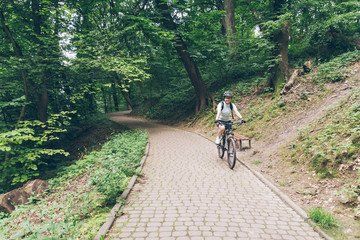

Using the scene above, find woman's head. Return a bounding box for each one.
[223,91,233,98]
[223,91,233,103]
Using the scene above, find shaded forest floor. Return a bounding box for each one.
[173,62,360,240]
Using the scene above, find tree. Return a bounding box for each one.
[268,18,290,97]
[242,0,290,97]
[222,0,237,48]
[260,0,290,97]
[154,0,208,112]
[289,0,360,59]
[0,11,28,123]
[1,0,65,122]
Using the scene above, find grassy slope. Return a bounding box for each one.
[180,59,360,239]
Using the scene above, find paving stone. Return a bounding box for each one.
[283,236,297,240]
[133,231,148,238]
[172,231,187,237]
[159,232,172,237]
[105,116,325,240]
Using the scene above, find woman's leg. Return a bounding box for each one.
[216,124,225,144]
[217,125,225,137]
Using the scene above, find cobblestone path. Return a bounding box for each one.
[107,113,323,240]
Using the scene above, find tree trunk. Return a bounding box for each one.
[172,36,208,111]
[108,87,113,112]
[154,0,207,111]
[279,21,289,77]
[101,87,108,113]
[114,73,134,109]
[119,89,134,110]
[223,0,237,48]
[0,11,29,123]
[269,20,290,98]
[37,74,49,122]
[84,83,95,113]
[268,0,289,97]
[31,0,49,122]
[111,82,119,111]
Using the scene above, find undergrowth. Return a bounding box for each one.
[0,129,148,239]
[286,87,360,220]
[237,52,359,142]
[314,50,359,83]
[237,95,292,141]
[290,89,360,178]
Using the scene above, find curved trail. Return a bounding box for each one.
[106,112,323,239]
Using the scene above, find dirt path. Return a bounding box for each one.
[105,113,324,239]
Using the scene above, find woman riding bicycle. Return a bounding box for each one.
[215,91,245,145]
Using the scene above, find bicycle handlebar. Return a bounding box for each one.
[215,120,246,126]
[225,121,245,126]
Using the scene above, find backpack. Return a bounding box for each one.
[221,101,234,119]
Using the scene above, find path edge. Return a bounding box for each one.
[94,142,150,240]
[239,159,334,240]
[182,129,334,240]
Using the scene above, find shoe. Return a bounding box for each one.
[215,136,220,145]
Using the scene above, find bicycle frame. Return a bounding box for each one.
[220,121,242,147]
[217,121,244,169]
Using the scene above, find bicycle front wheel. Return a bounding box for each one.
[217,138,225,159]
[227,137,236,169]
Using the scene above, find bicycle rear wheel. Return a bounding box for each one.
[227,137,236,169]
[217,137,225,159]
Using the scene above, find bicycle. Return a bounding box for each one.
[216,120,245,169]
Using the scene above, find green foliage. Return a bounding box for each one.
[314,50,360,83]
[90,130,148,204]
[74,32,151,87]
[290,0,360,59]
[223,38,274,85]
[290,89,360,177]
[0,112,74,192]
[0,129,148,239]
[252,160,262,165]
[309,207,339,229]
[288,41,314,66]
[0,212,9,220]
[337,173,360,209]
[262,13,292,37]
[145,83,196,119]
[306,10,359,56]
[0,96,26,109]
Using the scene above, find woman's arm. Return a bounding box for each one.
[215,104,221,120]
[233,105,243,120]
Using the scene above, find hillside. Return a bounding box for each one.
[179,60,360,239]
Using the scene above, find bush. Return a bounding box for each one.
[0,112,73,192]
